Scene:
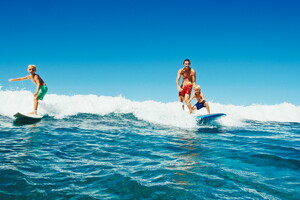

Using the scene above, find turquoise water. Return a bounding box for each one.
[0,113,299,199]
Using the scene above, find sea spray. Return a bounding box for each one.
[0,89,299,128]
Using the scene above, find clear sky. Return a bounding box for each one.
[0,0,299,105]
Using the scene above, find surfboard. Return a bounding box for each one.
[14,112,43,120]
[196,113,226,122]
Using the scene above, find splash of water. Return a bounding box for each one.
[0,90,299,128]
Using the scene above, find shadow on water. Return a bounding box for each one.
[13,118,42,126]
[197,119,222,126]
[196,126,226,134]
[196,120,226,134]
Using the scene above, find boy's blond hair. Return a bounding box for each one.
[28,64,37,69]
[194,85,201,91]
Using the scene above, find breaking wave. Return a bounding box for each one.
[0,89,299,128]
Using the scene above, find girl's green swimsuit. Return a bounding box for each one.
[37,85,48,100]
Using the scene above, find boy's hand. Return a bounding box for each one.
[34,92,38,97]
[8,79,13,82]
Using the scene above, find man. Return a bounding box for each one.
[176,59,196,110]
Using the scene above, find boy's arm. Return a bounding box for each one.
[200,93,205,99]
[201,93,210,113]
[9,76,29,82]
[187,95,195,104]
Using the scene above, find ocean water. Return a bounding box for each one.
[0,90,300,200]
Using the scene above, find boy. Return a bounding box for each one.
[9,64,48,115]
[187,85,210,114]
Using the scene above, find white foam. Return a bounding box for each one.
[0,89,299,128]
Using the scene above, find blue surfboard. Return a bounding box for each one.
[196,113,226,123]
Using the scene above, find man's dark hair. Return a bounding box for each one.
[183,59,191,64]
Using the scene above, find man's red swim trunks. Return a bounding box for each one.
[179,84,193,97]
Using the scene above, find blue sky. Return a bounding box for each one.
[0,0,299,105]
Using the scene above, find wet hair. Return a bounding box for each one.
[183,59,191,64]
[28,64,37,71]
[194,85,201,91]
[28,64,36,69]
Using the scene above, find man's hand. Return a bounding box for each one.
[177,85,182,92]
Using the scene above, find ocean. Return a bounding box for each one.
[0,90,300,199]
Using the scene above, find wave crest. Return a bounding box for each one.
[0,90,299,128]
